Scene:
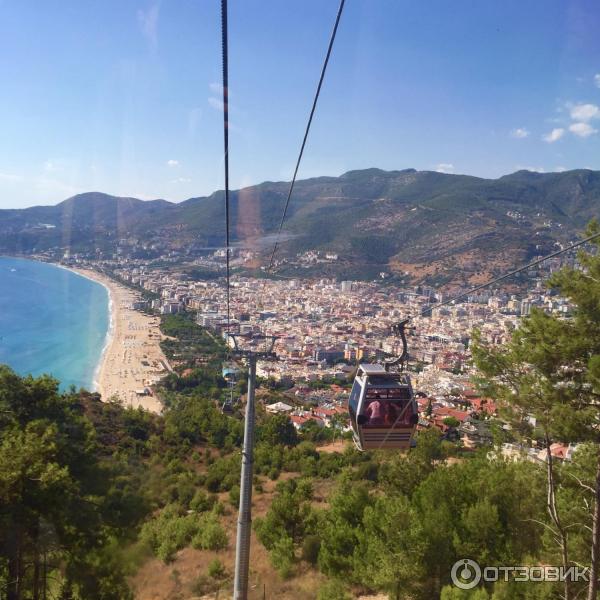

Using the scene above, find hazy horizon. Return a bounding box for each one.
[3,164,599,211]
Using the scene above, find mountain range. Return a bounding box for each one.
[1,167,599,286]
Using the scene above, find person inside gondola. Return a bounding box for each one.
[383,401,399,426]
[365,394,384,426]
[381,397,415,426]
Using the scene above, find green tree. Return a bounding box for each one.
[191,511,228,551]
[355,494,426,597]
[0,367,134,599]
[490,579,556,599]
[443,416,460,428]
[412,457,544,597]
[455,499,502,564]
[472,224,600,600]
[317,578,352,600]
[318,480,372,578]
[254,479,315,555]
[441,586,490,600]
[140,505,199,562]
[380,428,445,497]
[269,535,294,579]
[258,413,298,447]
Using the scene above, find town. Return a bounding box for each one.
[48,243,580,465]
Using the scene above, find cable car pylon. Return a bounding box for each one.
[229,334,277,600]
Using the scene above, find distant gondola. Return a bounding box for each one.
[221,361,239,414]
[348,364,418,450]
[221,398,234,414]
[222,361,240,382]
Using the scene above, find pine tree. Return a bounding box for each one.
[472,222,600,600]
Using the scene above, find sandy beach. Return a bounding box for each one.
[68,267,170,413]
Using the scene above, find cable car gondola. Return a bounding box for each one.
[348,319,418,451]
[221,361,239,414]
[222,362,240,382]
[349,364,418,450]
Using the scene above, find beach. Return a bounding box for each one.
[68,266,170,413]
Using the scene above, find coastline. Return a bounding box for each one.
[93,278,114,393]
[52,262,114,392]
[63,265,169,413]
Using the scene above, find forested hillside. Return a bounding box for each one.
[0,363,558,600]
[5,235,600,598]
[1,168,600,285]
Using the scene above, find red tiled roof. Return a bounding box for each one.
[315,408,336,417]
[550,443,569,459]
[290,414,325,427]
[433,407,469,422]
[468,397,497,414]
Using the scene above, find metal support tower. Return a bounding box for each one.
[233,353,256,600]
[231,336,276,600]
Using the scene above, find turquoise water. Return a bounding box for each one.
[0,257,109,390]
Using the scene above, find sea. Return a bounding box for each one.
[0,257,110,391]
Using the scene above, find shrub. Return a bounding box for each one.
[191,575,215,596]
[175,476,196,506]
[208,559,226,579]
[140,506,200,563]
[269,535,294,579]
[301,535,321,565]
[355,460,378,482]
[189,489,215,513]
[443,416,460,428]
[191,512,228,551]
[212,501,225,516]
[205,455,240,492]
[229,484,240,507]
[317,579,352,600]
[259,413,298,446]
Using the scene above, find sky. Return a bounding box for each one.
[0,0,599,208]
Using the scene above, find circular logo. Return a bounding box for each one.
[451,559,482,590]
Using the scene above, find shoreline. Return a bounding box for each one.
[93,279,114,393]
[52,262,114,393]
[62,264,169,413]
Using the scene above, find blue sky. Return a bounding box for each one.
[0,0,599,208]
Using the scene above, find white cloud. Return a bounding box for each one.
[166,159,179,167]
[208,96,224,111]
[595,74,600,88]
[435,163,454,174]
[209,82,223,95]
[569,122,598,138]
[542,128,565,143]
[569,103,599,121]
[517,166,545,173]
[35,177,81,198]
[137,3,160,47]
[43,160,59,173]
[171,177,191,184]
[510,128,530,139]
[0,172,23,182]
[188,107,202,135]
[555,166,567,172]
